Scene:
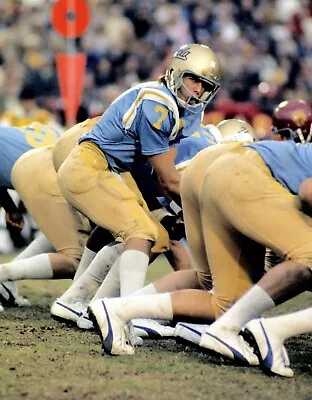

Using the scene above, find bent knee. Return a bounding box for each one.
[58,248,82,270]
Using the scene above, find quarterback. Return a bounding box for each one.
[50,121,223,327]
[57,43,222,299]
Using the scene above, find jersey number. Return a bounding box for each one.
[153,105,168,129]
[22,122,60,148]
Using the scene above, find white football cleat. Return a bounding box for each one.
[174,322,208,345]
[88,298,135,356]
[0,282,31,308]
[200,325,259,366]
[76,313,94,330]
[14,296,31,307]
[0,302,3,312]
[128,321,144,347]
[133,318,175,338]
[243,318,294,377]
[51,299,88,325]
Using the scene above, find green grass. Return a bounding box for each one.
[0,254,311,400]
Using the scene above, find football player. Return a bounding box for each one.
[266,99,312,269]
[0,122,62,308]
[87,135,312,357]
[55,120,253,335]
[175,102,312,347]
[271,99,312,143]
[56,43,222,304]
[0,120,100,310]
[50,122,222,328]
[216,118,258,143]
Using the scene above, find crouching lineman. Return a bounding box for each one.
[175,99,312,344]
[0,121,62,309]
[1,119,101,284]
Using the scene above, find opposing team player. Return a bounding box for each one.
[57,43,222,306]
[271,99,312,143]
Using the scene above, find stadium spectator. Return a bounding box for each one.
[0,0,311,131]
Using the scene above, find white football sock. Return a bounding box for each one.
[131,283,157,296]
[92,257,121,300]
[0,254,53,281]
[108,293,173,321]
[214,285,275,332]
[265,307,312,340]
[1,234,53,298]
[15,233,54,260]
[87,242,124,283]
[73,248,97,281]
[60,243,124,304]
[119,250,149,296]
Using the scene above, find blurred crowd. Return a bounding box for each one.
[0,0,311,137]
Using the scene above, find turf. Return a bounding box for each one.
[0,254,311,400]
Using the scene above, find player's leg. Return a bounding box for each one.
[57,142,168,297]
[244,307,312,377]
[73,226,115,281]
[0,233,54,308]
[164,239,191,271]
[9,148,89,282]
[51,241,124,325]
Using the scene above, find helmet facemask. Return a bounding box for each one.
[167,69,220,114]
[271,124,312,143]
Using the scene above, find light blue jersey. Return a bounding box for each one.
[79,81,204,173]
[175,125,218,170]
[0,123,61,188]
[246,140,312,194]
[132,124,216,208]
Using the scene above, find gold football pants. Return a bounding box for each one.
[57,141,169,253]
[12,147,90,266]
[181,143,312,317]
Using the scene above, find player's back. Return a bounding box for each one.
[246,140,312,194]
[0,123,61,187]
[175,126,218,172]
[52,116,100,172]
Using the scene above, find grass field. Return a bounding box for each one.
[1,254,312,400]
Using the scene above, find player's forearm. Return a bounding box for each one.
[160,180,181,207]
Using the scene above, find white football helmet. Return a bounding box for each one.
[217,119,256,143]
[165,44,222,113]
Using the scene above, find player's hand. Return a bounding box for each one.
[160,214,185,241]
[5,211,25,230]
